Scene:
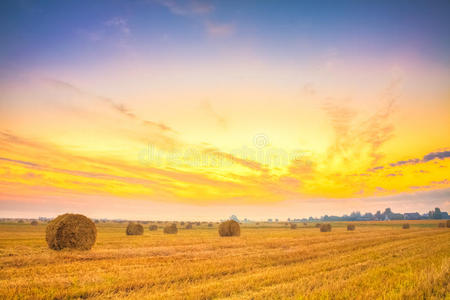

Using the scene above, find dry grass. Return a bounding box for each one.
[0,220,449,299]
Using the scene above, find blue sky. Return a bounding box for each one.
[1,0,449,74]
[0,0,449,218]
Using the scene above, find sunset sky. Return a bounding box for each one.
[1,0,449,220]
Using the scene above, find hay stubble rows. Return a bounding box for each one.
[0,221,448,299]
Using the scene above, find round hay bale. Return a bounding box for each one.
[347,224,355,231]
[30,220,38,226]
[438,222,445,228]
[218,220,240,237]
[149,224,158,231]
[180,221,185,226]
[315,223,321,228]
[164,223,178,234]
[185,223,193,229]
[447,220,450,228]
[255,222,260,225]
[290,223,297,229]
[196,222,201,226]
[402,223,410,229]
[320,223,332,232]
[17,219,24,224]
[303,222,308,226]
[46,213,97,250]
[126,222,144,235]
[208,223,213,227]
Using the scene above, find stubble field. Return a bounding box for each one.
[0,220,449,299]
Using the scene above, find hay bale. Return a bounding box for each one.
[208,223,213,227]
[46,213,97,250]
[196,222,201,226]
[30,220,38,226]
[255,222,260,225]
[447,220,450,228]
[438,222,445,228]
[126,222,144,235]
[17,219,24,224]
[347,224,355,231]
[185,223,193,229]
[164,223,178,234]
[290,223,297,229]
[218,220,240,237]
[303,222,308,226]
[320,223,332,232]
[149,224,158,231]
[402,223,410,229]
[315,223,321,228]
[180,221,185,226]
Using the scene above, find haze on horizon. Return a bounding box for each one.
[0,0,449,220]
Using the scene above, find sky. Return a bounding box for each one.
[0,0,449,220]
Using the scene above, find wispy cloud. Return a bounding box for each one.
[205,21,235,37]
[44,78,176,134]
[423,151,450,162]
[200,100,227,129]
[0,157,39,167]
[155,0,213,16]
[201,146,267,172]
[370,149,450,170]
[105,17,130,35]
[154,0,234,38]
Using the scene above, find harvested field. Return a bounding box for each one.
[0,220,448,299]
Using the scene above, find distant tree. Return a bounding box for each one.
[350,211,361,218]
[229,215,239,222]
[434,208,442,219]
[375,210,382,220]
[363,212,374,219]
[429,208,442,219]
